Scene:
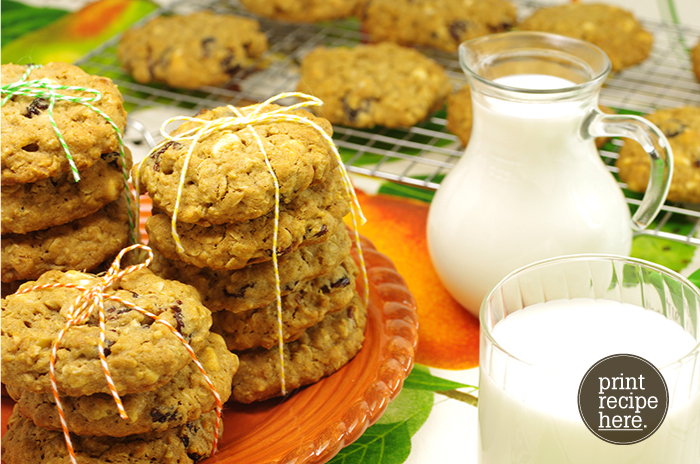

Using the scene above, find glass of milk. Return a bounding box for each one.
[479,254,700,464]
[427,32,673,317]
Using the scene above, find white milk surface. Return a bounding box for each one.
[479,298,700,463]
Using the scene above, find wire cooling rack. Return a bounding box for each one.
[75,0,700,246]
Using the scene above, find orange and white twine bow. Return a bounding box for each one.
[135,92,369,397]
[15,244,223,464]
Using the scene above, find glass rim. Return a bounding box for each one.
[459,31,612,96]
[479,253,700,372]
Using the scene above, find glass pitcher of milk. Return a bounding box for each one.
[427,32,673,317]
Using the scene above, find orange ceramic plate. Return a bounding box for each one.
[1,235,419,464]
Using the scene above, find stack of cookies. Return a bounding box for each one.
[1,266,237,463]
[1,62,135,295]
[136,103,368,403]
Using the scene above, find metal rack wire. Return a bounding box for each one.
[75,0,700,246]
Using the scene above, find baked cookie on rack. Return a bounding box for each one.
[297,42,451,128]
[692,39,700,82]
[239,0,361,23]
[117,11,268,89]
[518,3,653,72]
[446,84,473,147]
[359,0,517,52]
[616,105,700,204]
[1,62,127,184]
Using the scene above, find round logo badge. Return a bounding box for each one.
[578,354,668,445]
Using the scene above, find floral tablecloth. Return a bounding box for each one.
[2,1,699,462]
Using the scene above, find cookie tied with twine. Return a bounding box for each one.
[1,62,128,183]
[134,92,369,397]
[0,62,137,243]
[1,244,223,464]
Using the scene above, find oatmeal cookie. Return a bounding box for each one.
[134,104,337,225]
[518,3,653,72]
[1,62,127,185]
[239,0,361,23]
[1,267,212,396]
[359,0,516,52]
[1,148,132,235]
[1,407,221,464]
[150,225,352,313]
[231,293,367,403]
[7,333,236,437]
[297,42,451,128]
[616,105,700,204]
[692,40,700,82]
[1,192,136,283]
[211,255,358,351]
[446,84,473,147]
[117,11,268,89]
[594,106,618,149]
[146,167,350,270]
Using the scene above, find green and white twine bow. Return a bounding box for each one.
[1,63,138,244]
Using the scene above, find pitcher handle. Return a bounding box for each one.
[583,109,673,231]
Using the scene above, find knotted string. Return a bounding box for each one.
[1,63,138,245]
[15,244,223,464]
[135,92,370,396]
[230,103,288,395]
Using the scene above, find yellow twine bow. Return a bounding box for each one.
[15,244,223,464]
[136,92,370,397]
